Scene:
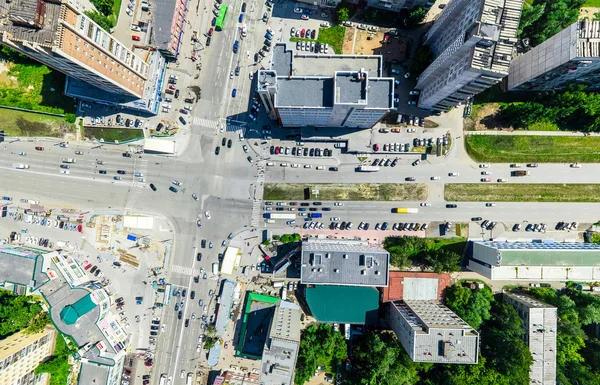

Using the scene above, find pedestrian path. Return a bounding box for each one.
[250,161,266,227]
[170,264,201,276]
[192,117,245,132]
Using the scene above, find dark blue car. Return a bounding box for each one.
[233,40,239,53]
[232,89,237,98]
[239,14,244,23]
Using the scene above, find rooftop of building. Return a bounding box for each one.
[268,300,301,342]
[367,78,393,108]
[395,300,477,332]
[0,246,49,289]
[381,271,451,302]
[78,358,112,385]
[270,43,382,77]
[152,0,182,55]
[336,72,366,104]
[503,292,557,310]
[305,285,380,324]
[474,240,600,266]
[578,20,600,57]
[215,280,235,336]
[300,239,389,287]
[275,77,333,108]
[0,0,62,46]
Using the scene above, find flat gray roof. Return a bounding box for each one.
[276,78,333,108]
[79,358,111,385]
[403,278,439,300]
[292,53,381,77]
[336,72,365,104]
[368,78,393,108]
[300,240,389,287]
[259,301,301,385]
[152,0,178,54]
[272,44,293,76]
[0,247,48,288]
[215,280,235,336]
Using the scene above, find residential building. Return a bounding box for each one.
[507,20,600,91]
[503,293,557,385]
[300,239,390,287]
[367,0,431,13]
[381,271,451,302]
[258,43,394,128]
[387,300,479,364]
[468,240,600,280]
[0,0,149,98]
[152,0,190,59]
[0,325,57,385]
[259,301,302,385]
[415,0,524,111]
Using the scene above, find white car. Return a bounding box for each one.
[192,193,199,200]
[60,170,70,174]
[334,202,344,206]
[291,164,300,168]
[220,123,224,133]
[242,145,248,153]
[303,164,312,168]
[570,163,582,168]
[320,22,330,27]
[205,211,211,219]
[430,176,440,180]
[479,164,490,168]
[293,7,303,13]
[481,171,491,175]
[131,25,142,32]
[239,132,245,141]
[172,180,182,186]
[448,172,459,176]
[300,14,309,20]
[330,217,340,221]
[420,202,431,207]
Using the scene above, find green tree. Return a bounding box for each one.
[89,0,114,16]
[295,324,347,385]
[0,291,44,338]
[24,312,50,335]
[520,0,585,45]
[280,233,301,244]
[84,10,114,31]
[64,113,77,124]
[424,249,461,273]
[336,7,350,23]
[35,335,76,385]
[444,283,493,330]
[517,4,545,36]
[406,7,427,28]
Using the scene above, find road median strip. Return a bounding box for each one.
[263,183,428,201]
[445,183,600,202]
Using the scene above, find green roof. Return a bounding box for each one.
[60,294,96,325]
[305,285,379,324]
[501,250,600,266]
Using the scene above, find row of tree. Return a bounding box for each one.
[519,0,585,46]
[498,88,600,132]
[383,236,462,272]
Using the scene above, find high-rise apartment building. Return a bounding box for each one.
[507,20,600,91]
[416,0,523,111]
[0,325,57,385]
[503,293,557,385]
[387,300,479,364]
[0,0,149,98]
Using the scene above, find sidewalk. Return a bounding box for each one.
[296,228,425,244]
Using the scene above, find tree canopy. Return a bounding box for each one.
[0,291,45,338]
[519,0,585,46]
[295,324,347,385]
[35,335,77,385]
[444,283,494,329]
[383,236,464,272]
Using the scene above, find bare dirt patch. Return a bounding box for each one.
[352,30,409,63]
[465,103,514,131]
[342,27,355,54]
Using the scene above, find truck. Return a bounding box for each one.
[212,263,219,275]
[272,280,285,288]
[159,374,167,385]
[263,213,296,219]
[186,373,193,385]
[511,170,529,177]
[61,158,76,163]
[357,165,379,172]
[309,213,322,218]
[12,163,29,169]
[392,208,419,214]
[281,286,287,300]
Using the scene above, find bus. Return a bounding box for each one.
[215,5,228,31]
[164,284,172,305]
[356,165,379,172]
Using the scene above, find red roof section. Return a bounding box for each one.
[381,271,451,302]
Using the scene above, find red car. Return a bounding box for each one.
[84,264,92,270]
[168,84,176,90]
[144,361,153,367]
[208,28,214,36]
[301,29,305,38]
[132,35,141,41]
[275,146,280,155]
[35,146,44,151]
[373,144,380,151]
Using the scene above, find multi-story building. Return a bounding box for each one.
[387,300,479,364]
[468,240,600,281]
[503,293,557,385]
[258,43,394,128]
[0,0,149,98]
[259,301,302,385]
[367,0,431,13]
[415,0,524,111]
[507,20,600,91]
[0,325,57,385]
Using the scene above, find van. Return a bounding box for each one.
[212,263,219,274]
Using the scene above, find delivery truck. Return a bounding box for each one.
[263,213,296,219]
[392,208,419,214]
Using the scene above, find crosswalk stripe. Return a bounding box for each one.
[251,160,266,227]
[170,264,201,276]
[192,117,245,132]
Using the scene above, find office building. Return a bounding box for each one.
[0,325,57,385]
[300,239,389,287]
[387,300,479,364]
[469,240,600,281]
[259,301,302,385]
[415,0,524,111]
[507,20,600,91]
[258,43,394,128]
[503,293,557,385]
[152,0,190,59]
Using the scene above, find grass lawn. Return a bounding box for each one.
[425,237,468,255]
[445,184,600,203]
[0,108,73,137]
[83,127,144,142]
[465,134,600,163]
[263,183,427,201]
[112,0,122,20]
[290,27,346,54]
[583,0,600,6]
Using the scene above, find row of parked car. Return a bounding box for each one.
[372,158,399,167]
[270,145,333,157]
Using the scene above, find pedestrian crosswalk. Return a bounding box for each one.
[192,117,245,132]
[170,264,201,276]
[251,161,266,227]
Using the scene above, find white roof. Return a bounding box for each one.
[144,138,175,154]
[123,216,154,229]
[220,247,240,275]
